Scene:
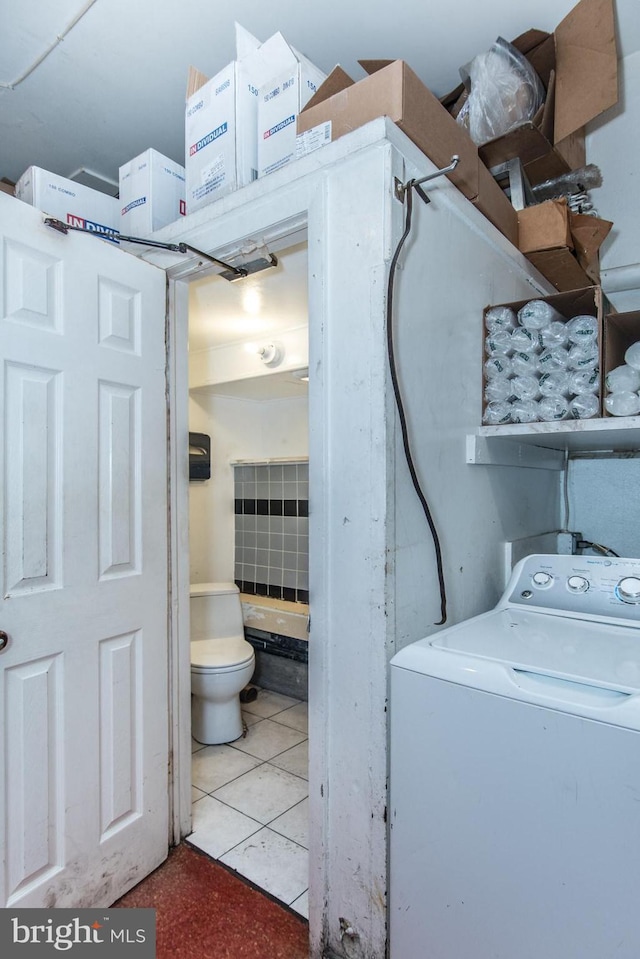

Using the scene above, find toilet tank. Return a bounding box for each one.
[190,582,244,641]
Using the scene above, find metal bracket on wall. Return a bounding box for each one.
[394,154,460,204]
[43,217,278,281]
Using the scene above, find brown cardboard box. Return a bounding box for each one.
[482,286,604,423]
[518,199,574,254]
[517,199,612,292]
[603,311,640,416]
[297,59,518,246]
[443,0,618,186]
[0,181,15,196]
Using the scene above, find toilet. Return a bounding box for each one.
[190,582,255,745]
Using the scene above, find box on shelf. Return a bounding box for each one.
[119,149,185,235]
[518,198,613,292]
[482,286,605,425]
[603,311,640,417]
[257,36,326,178]
[15,166,119,240]
[186,24,323,212]
[442,0,618,186]
[296,59,518,245]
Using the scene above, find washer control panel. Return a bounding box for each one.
[507,554,640,621]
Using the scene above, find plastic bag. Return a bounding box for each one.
[457,37,545,146]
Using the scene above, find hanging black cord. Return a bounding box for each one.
[386,183,447,625]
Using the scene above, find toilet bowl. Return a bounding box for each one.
[190,582,255,745]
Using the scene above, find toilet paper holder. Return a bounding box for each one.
[189,432,211,481]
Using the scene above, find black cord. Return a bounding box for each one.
[386,183,447,625]
[577,540,619,557]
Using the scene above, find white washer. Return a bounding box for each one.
[390,553,640,959]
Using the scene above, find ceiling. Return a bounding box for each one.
[1,0,637,190]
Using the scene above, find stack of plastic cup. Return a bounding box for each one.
[604,340,640,416]
[482,299,602,425]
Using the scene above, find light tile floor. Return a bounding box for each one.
[189,689,309,919]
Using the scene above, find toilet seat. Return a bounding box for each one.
[191,636,254,672]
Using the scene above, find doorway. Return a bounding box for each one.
[181,240,310,915]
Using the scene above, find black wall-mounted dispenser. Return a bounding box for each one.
[189,432,211,481]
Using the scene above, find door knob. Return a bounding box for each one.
[0,630,9,651]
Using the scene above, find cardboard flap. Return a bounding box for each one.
[526,248,592,292]
[235,22,261,60]
[554,0,618,142]
[187,66,210,100]
[301,66,354,113]
[479,121,553,172]
[570,211,613,279]
[511,29,552,57]
[539,70,555,143]
[554,127,586,170]
[524,33,555,91]
[358,59,396,76]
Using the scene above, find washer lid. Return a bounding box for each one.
[397,608,640,693]
[191,637,254,669]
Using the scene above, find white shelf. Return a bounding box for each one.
[467,417,640,468]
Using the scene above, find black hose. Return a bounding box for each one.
[386,184,447,625]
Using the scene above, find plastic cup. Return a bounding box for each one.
[604,392,640,417]
[537,394,570,421]
[485,306,516,332]
[483,401,512,425]
[605,365,640,394]
[569,393,600,419]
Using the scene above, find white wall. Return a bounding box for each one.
[579,47,640,537]
[568,456,640,558]
[188,392,309,583]
[587,49,640,310]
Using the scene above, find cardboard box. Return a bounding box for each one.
[443,0,618,185]
[186,25,323,211]
[517,198,612,292]
[257,37,326,177]
[296,60,518,245]
[15,166,120,241]
[602,311,640,416]
[119,149,185,235]
[0,181,14,196]
[482,286,605,424]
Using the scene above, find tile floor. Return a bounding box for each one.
[190,688,309,919]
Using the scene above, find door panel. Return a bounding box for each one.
[0,193,169,908]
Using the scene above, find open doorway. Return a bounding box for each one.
[183,240,310,917]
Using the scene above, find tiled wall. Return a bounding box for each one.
[233,462,309,604]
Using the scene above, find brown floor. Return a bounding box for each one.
[114,842,309,959]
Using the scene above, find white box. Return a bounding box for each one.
[258,39,326,178]
[186,61,240,211]
[119,149,185,235]
[186,24,325,212]
[185,24,270,211]
[16,166,120,241]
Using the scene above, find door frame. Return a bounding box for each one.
[161,131,401,959]
[165,193,320,861]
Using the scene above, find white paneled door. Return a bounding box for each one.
[0,194,169,907]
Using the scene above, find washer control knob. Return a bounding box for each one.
[567,575,589,594]
[532,571,553,588]
[617,577,640,604]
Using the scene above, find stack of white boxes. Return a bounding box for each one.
[119,149,185,235]
[256,36,325,178]
[185,23,326,214]
[15,167,120,241]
